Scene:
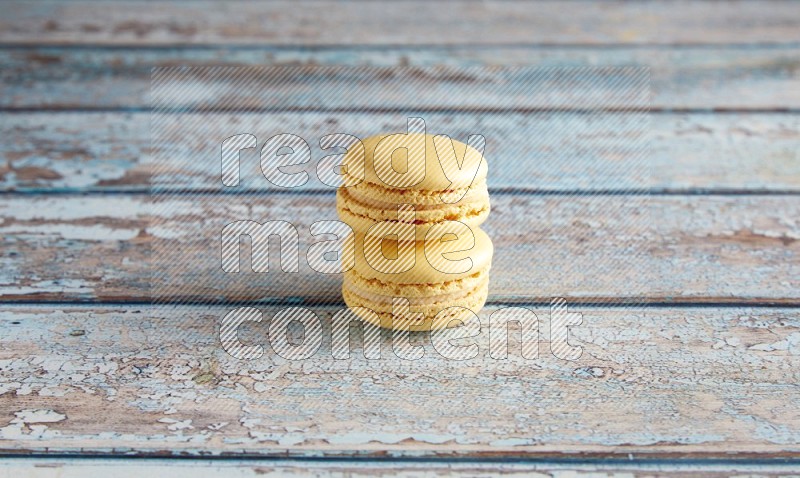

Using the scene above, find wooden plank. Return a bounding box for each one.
[1,112,146,192]
[4,112,800,193]
[2,458,800,477]
[1,304,799,457]
[0,194,797,303]
[3,47,800,110]
[2,1,799,46]
[145,66,652,112]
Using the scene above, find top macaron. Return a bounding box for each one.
[337,133,490,237]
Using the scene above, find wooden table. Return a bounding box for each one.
[1,1,799,475]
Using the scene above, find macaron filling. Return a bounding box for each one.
[344,275,489,308]
[344,182,488,211]
[344,267,490,298]
[338,186,490,226]
[342,280,490,329]
[341,173,489,206]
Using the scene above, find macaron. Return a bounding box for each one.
[341,226,493,331]
[336,134,490,236]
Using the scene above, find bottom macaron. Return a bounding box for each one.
[339,228,493,331]
[342,270,490,331]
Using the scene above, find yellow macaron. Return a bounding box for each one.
[337,132,493,331]
[336,134,490,236]
[341,227,493,331]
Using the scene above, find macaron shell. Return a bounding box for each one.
[342,133,488,192]
[349,227,494,285]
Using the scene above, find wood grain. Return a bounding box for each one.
[3,47,800,109]
[2,1,799,46]
[1,304,799,458]
[2,0,799,469]
[145,66,652,112]
[1,194,797,304]
[4,112,799,193]
[2,458,800,477]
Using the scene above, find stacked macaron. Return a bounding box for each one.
[337,133,492,331]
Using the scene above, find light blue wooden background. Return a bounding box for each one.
[1,1,799,475]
